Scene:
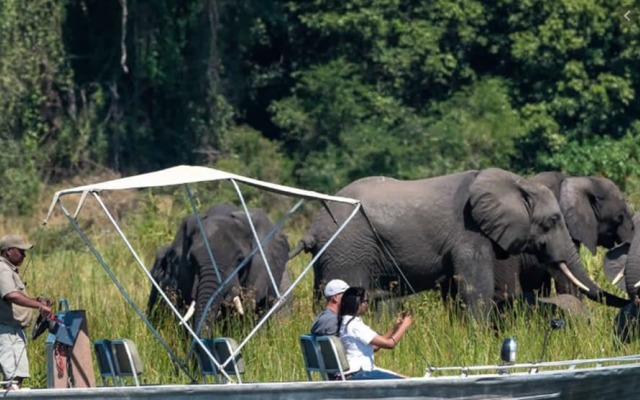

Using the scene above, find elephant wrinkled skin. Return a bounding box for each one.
[493,172,634,308]
[605,213,640,343]
[291,168,629,320]
[147,204,290,334]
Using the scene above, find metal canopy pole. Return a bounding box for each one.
[56,196,197,381]
[185,191,306,364]
[184,184,223,285]
[89,193,233,383]
[232,180,279,297]
[219,202,362,370]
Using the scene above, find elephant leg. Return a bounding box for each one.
[453,246,495,321]
[439,275,458,304]
[615,301,640,345]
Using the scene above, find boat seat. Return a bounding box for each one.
[94,339,119,386]
[195,338,219,384]
[111,339,144,386]
[195,337,245,384]
[299,335,327,381]
[315,335,351,381]
[94,338,143,386]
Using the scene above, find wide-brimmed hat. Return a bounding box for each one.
[0,234,34,251]
[324,279,350,297]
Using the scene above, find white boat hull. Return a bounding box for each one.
[6,360,640,400]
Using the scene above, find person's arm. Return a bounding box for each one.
[380,312,406,339]
[4,291,52,316]
[370,314,413,350]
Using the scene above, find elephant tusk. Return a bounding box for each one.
[233,296,245,316]
[611,267,626,286]
[180,301,196,325]
[559,262,590,292]
[634,280,640,288]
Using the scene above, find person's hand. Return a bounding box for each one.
[395,310,412,327]
[400,311,413,327]
[405,313,414,324]
[37,297,53,306]
[38,303,52,318]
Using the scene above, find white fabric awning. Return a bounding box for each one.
[44,165,359,222]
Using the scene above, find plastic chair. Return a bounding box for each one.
[94,339,119,386]
[195,338,220,383]
[299,335,326,381]
[110,339,144,386]
[316,335,351,381]
[213,337,245,383]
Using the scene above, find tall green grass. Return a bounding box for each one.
[5,187,640,387]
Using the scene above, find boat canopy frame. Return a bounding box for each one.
[44,165,363,383]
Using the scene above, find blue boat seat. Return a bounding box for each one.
[94,339,118,386]
[299,335,327,381]
[315,335,351,381]
[94,338,143,386]
[195,337,245,384]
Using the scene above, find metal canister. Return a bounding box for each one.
[500,337,517,364]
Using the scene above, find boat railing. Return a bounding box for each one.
[423,354,640,377]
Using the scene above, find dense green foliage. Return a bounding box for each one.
[1,0,639,214]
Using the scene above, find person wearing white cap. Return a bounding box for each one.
[0,234,52,390]
[310,279,350,336]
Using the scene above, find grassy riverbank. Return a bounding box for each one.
[4,184,639,387]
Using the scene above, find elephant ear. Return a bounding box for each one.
[559,177,598,254]
[531,171,569,200]
[231,210,265,239]
[604,243,629,292]
[469,168,533,253]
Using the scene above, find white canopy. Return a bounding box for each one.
[43,164,364,382]
[44,164,359,222]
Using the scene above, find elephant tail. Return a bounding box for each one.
[288,233,315,260]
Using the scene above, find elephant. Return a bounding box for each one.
[290,168,629,320]
[147,204,291,335]
[492,172,634,308]
[604,213,640,343]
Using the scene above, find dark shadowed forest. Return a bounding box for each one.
[1,0,639,215]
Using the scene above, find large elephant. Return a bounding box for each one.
[492,172,634,306]
[604,213,640,343]
[147,204,291,334]
[291,168,628,320]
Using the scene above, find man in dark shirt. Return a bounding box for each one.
[310,279,349,336]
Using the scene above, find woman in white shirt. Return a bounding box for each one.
[338,287,413,379]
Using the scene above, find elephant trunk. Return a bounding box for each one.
[625,238,640,297]
[561,241,628,308]
[193,266,228,335]
[288,233,315,260]
[625,213,640,295]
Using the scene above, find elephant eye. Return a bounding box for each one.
[541,214,560,233]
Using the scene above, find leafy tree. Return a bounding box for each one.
[488,0,640,173]
[0,1,71,214]
[422,77,525,175]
